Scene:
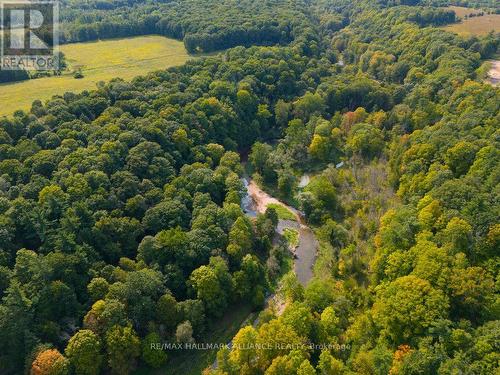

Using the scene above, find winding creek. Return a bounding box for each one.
[242,177,318,286]
[212,175,318,369]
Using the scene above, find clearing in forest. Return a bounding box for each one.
[441,6,500,36]
[0,35,191,117]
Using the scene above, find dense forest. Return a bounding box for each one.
[0,0,498,374]
[0,0,490,84]
[206,5,499,374]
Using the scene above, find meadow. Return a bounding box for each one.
[441,6,500,35]
[0,35,191,117]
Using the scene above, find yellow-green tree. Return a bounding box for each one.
[373,276,449,344]
[65,330,103,375]
[105,325,141,375]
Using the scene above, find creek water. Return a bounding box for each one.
[298,174,311,188]
[487,60,500,86]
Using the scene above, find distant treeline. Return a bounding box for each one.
[0,53,66,84]
[423,0,500,12]
[59,0,320,53]
[0,70,30,84]
[406,7,457,25]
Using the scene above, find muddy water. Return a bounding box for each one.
[242,177,317,286]
[293,226,318,285]
[298,174,311,188]
[487,60,500,86]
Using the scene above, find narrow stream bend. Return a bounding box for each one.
[211,177,318,369]
[242,177,318,286]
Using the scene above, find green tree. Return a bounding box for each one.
[105,325,141,375]
[189,262,230,317]
[450,267,494,321]
[249,142,275,182]
[142,200,190,234]
[317,350,345,374]
[280,302,314,338]
[294,92,325,121]
[297,359,316,375]
[0,281,35,373]
[83,299,128,335]
[36,280,78,322]
[141,332,167,369]
[309,134,332,162]
[156,292,179,332]
[304,278,337,313]
[65,330,102,375]
[445,141,478,177]
[265,355,296,375]
[227,216,254,264]
[346,123,384,159]
[373,276,449,344]
[205,143,226,166]
[279,272,304,302]
[87,277,109,302]
[256,319,307,369]
[440,217,472,255]
[229,325,258,370]
[176,299,205,336]
[277,171,297,199]
[38,185,68,220]
[319,306,340,343]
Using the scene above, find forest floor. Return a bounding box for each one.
[134,304,255,375]
[0,35,192,117]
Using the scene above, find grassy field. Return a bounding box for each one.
[441,6,500,35]
[0,35,191,117]
[267,203,297,221]
[446,5,481,18]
